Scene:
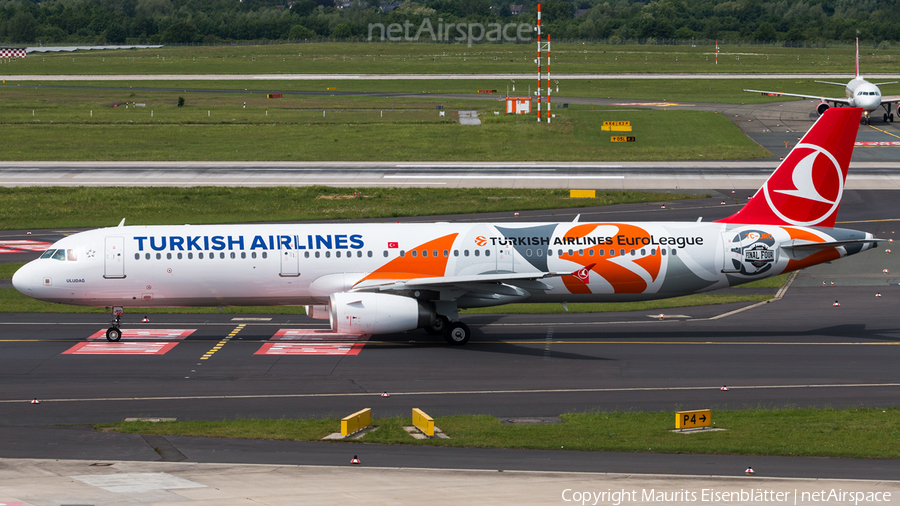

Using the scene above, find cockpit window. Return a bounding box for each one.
[51,249,66,261]
[67,249,77,261]
[40,249,55,259]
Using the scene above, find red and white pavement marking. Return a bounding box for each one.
[255,342,365,356]
[0,240,52,253]
[855,141,900,146]
[610,102,683,107]
[87,328,195,340]
[63,342,179,355]
[271,329,369,341]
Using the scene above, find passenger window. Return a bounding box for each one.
[252,252,258,259]
[434,250,439,257]
[671,249,677,255]
[547,249,552,256]
[537,249,543,257]
[485,249,490,257]
[156,253,162,260]
[188,253,193,259]
[588,249,594,256]
[199,252,204,259]
[599,249,604,256]
[651,249,656,256]
[178,252,183,259]
[383,251,388,257]
[453,250,459,257]
[464,250,469,257]
[443,250,448,257]
[241,252,246,259]
[368,251,373,258]
[336,251,341,258]
[357,251,362,258]
[661,249,666,256]
[67,249,77,261]
[220,252,225,259]
[230,252,235,259]
[641,249,646,256]
[134,253,140,260]
[630,249,636,256]
[411,250,417,258]
[421,250,427,257]
[578,249,583,256]
[609,249,615,256]
[167,253,172,260]
[145,253,151,260]
[304,252,309,258]
[400,250,406,257]
[568,249,574,256]
[526,249,532,257]
[474,250,480,257]
[324,251,329,258]
[558,249,563,256]
[314,252,319,258]
[619,249,625,256]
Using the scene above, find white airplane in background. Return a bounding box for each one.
[745,38,899,124]
[13,108,880,345]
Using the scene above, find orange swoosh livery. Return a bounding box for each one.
[358,233,459,283]
[560,224,662,294]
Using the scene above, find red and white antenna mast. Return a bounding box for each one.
[536,4,551,123]
[536,3,541,122]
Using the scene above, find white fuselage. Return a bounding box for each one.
[845,77,882,113]
[12,221,872,308]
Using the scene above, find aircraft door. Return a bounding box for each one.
[280,250,300,276]
[104,236,126,278]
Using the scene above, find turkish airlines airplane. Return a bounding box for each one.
[744,38,899,124]
[12,107,878,345]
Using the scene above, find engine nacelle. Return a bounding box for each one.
[304,305,329,320]
[816,102,830,116]
[329,292,435,335]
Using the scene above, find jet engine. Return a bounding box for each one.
[304,305,329,320]
[329,292,436,334]
[816,102,830,116]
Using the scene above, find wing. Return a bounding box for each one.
[743,88,851,104]
[880,96,900,104]
[351,265,595,295]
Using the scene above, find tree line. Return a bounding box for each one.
[0,0,896,46]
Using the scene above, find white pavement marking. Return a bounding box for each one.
[71,472,205,494]
[4,382,899,404]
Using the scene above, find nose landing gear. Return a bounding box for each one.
[106,306,124,341]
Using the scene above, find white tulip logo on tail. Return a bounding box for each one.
[763,143,843,227]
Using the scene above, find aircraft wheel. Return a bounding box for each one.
[891,114,895,122]
[425,315,449,335]
[885,114,889,122]
[106,327,122,342]
[443,322,470,345]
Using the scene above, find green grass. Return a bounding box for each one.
[462,293,772,314]
[0,107,769,162]
[100,407,900,459]
[737,272,790,289]
[8,42,900,76]
[0,187,691,230]
[0,263,24,278]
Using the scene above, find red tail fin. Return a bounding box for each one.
[716,107,861,228]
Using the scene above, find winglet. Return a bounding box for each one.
[569,263,595,284]
[117,218,126,228]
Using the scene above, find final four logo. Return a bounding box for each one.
[728,230,776,276]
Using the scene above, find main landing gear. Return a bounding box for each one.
[881,103,894,123]
[424,315,470,345]
[443,321,471,345]
[106,306,123,342]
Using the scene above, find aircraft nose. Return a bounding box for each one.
[11,262,34,295]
